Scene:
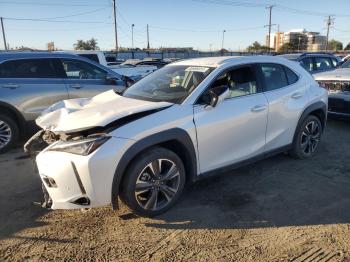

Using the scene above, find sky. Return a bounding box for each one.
[0,0,350,51]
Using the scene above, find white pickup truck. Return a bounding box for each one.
[65,51,158,78]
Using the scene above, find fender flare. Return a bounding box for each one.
[111,128,197,209]
[293,101,327,142]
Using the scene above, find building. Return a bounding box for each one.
[47,42,55,51]
[306,32,326,51]
[283,29,308,51]
[266,29,327,52]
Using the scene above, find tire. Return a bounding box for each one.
[0,114,19,154]
[120,147,186,217]
[290,115,322,159]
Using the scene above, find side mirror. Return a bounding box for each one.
[201,85,229,107]
[106,74,118,84]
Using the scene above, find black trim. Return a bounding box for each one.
[293,101,327,141]
[111,128,197,209]
[199,145,291,179]
[71,161,87,195]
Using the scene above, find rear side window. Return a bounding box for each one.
[315,57,332,71]
[78,54,100,63]
[0,58,57,78]
[260,64,288,91]
[284,66,298,85]
[300,58,314,72]
[330,58,338,67]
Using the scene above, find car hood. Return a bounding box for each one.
[314,68,350,81]
[36,90,173,133]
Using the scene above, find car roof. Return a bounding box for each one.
[0,51,84,62]
[171,55,294,67]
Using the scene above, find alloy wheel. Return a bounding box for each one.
[0,120,12,150]
[134,158,181,211]
[300,120,321,156]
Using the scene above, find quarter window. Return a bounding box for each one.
[0,58,57,78]
[284,66,299,85]
[61,59,107,80]
[260,64,288,91]
[315,57,332,71]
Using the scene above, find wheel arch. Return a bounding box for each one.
[293,101,327,142]
[111,128,197,210]
[0,101,26,133]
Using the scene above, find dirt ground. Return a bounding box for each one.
[0,119,350,261]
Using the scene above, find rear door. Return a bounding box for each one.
[60,58,125,99]
[258,63,307,151]
[0,58,68,121]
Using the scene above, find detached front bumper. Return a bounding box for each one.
[36,136,133,210]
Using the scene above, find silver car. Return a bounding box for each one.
[314,59,350,118]
[0,52,131,153]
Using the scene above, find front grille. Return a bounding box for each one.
[317,81,350,93]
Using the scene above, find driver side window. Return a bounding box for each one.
[210,66,258,99]
[61,59,107,80]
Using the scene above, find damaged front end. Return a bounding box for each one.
[24,129,59,208]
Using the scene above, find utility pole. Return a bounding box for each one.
[325,15,334,51]
[266,5,274,52]
[131,24,135,49]
[112,0,118,52]
[146,24,150,50]
[1,17,8,51]
[221,30,226,55]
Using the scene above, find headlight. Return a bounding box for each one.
[48,136,110,156]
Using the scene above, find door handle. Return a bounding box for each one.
[70,84,83,89]
[251,104,267,112]
[291,92,303,99]
[2,84,20,89]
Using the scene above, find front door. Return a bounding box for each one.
[0,58,68,121]
[193,65,268,173]
[60,58,125,99]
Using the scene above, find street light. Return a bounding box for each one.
[131,24,135,49]
[221,30,226,55]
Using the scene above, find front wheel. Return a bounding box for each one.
[0,114,19,154]
[290,115,322,159]
[120,147,186,217]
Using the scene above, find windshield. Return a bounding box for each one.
[341,59,350,68]
[123,65,214,103]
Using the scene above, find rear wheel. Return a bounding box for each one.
[0,114,19,153]
[290,115,322,159]
[120,147,185,217]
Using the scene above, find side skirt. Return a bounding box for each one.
[196,144,292,180]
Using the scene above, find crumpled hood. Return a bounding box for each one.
[36,90,172,133]
[314,68,350,81]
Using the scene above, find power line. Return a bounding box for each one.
[192,0,350,18]
[38,7,109,20]
[0,1,108,7]
[149,25,265,33]
[3,17,111,24]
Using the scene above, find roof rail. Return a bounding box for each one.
[300,52,335,56]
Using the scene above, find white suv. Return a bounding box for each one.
[31,56,328,217]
